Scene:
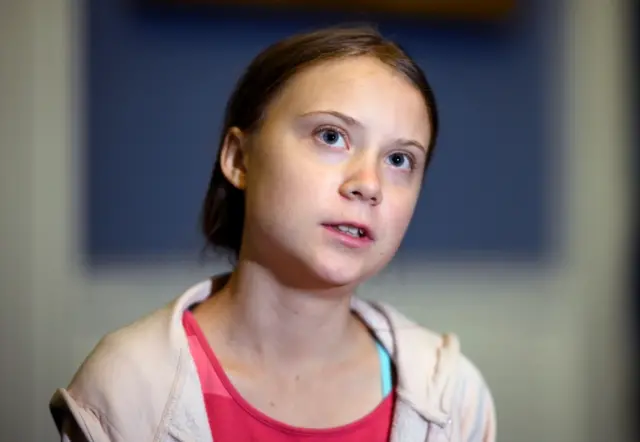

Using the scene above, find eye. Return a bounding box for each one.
[315,127,347,149]
[385,152,414,171]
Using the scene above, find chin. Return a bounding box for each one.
[257,233,387,290]
[305,251,379,289]
[312,265,365,288]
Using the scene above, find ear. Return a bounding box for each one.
[219,127,249,190]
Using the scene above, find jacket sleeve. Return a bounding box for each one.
[50,388,119,442]
[456,357,497,442]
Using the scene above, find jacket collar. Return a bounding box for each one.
[349,297,459,427]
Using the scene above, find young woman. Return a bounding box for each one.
[50,26,496,442]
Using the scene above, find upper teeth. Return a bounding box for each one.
[337,225,364,238]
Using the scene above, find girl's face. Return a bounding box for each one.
[222,56,432,288]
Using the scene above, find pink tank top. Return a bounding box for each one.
[182,310,395,441]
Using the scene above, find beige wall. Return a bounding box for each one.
[1,2,36,440]
[0,0,634,441]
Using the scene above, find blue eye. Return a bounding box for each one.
[317,128,347,149]
[386,152,413,170]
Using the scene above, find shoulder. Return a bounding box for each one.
[367,301,496,441]
[50,302,183,440]
[70,302,180,397]
[449,354,497,442]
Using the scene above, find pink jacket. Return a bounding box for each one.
[50,278,496,441]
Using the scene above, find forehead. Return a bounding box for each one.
[265,56,432,143]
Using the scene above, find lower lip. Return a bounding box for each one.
[322,225,373,249]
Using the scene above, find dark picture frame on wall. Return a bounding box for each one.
[151,0,516,20]
[87,0,554,266]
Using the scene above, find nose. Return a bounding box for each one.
[339,161,383,206]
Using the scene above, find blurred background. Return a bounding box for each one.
[0,0,637,441]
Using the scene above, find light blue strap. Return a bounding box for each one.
[375,341,393,397]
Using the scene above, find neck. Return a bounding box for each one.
[200,259,364,371]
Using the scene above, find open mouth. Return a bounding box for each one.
[325,224,371,240]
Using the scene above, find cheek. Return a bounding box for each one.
[246,143,318,221]
[382,190,420,241]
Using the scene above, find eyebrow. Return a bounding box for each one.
[299,110,427,153]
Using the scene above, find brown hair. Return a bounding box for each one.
[200,25,439,261]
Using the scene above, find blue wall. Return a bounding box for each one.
[85,0,560,265]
